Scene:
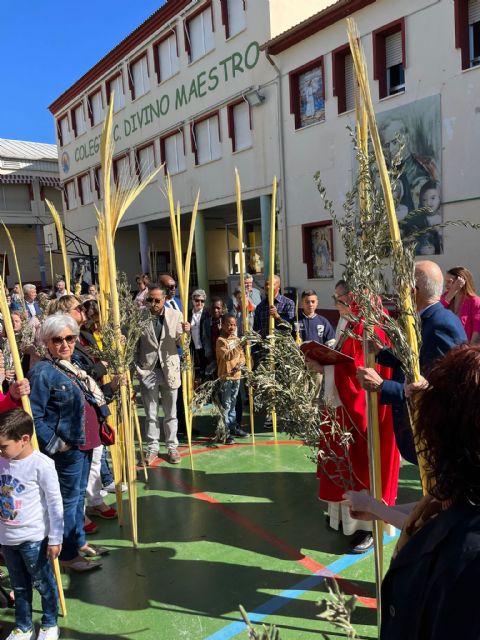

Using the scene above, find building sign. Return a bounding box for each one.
[72,41,261,166]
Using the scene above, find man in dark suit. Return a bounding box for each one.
[357,260,467,463]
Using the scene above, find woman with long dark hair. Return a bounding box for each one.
[380,345,480,639]
[441,266,480,343]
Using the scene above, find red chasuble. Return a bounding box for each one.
[317,319,400,506]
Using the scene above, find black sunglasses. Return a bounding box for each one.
[51,335,77,345]
[146,296,163,304]
[194,298,205,303]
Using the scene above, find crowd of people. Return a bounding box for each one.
[0,261,479,639]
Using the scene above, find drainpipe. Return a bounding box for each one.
[265,51,290,286]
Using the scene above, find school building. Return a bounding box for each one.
[48,0,480,308]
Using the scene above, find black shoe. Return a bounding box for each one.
[225,435,235,445]
[349,530,374,554]
[232,428,249,437]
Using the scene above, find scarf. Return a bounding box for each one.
[51,357,110,422]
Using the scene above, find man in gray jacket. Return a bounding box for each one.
[135,283,190,465]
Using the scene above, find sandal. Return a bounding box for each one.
[79,544,109,558]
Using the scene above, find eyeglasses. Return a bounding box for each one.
[194,298,205,303]
[165,284,176,289]
[51,335,77,345]
[146,296,163,304]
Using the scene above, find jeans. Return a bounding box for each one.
[100,447,114,486]
[2,539,58,631]
[140,368,178,454]
[219,379,240,432]
[53,447,92,560]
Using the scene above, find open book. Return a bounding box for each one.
[300,340,354,365]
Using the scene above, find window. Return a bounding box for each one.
[57,116,71,146]
[78,173,93,205]
[154,32,180,83]
[192,114,221,165]
[136,144,156,181]
[185,4,214,62]
[227,100,252,151]
[455,0,480,69]
[373,19,405,99]
[220,0,246,39]
[65,180,77,210]
[106,73,125,112]
[94,167,103,199]
[113,155,131,186]
[161,131,186,174]
[72,103,87,137]
[289,57,325,129]
[332,45,355,114]
[129,54,150,100]
[88,89,104,126]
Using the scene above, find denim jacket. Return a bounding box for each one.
[28,360,85,455]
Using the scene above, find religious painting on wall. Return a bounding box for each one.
[302,221,334,279]
[377,94,442,255]
[298,65,325,128]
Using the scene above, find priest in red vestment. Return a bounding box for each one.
[318,281,400,553]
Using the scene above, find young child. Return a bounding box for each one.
[215,314,246,444]
[0,409,63,640]
[419,180,442,226]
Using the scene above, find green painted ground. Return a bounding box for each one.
[0,415,422,640]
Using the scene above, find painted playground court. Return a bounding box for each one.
[0,415,422,640]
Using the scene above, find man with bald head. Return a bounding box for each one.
[357,259,466,463]
[253,274,295,339]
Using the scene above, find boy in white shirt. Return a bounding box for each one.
[0,409,63,640]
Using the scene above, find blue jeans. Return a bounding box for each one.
[2,538,58,631]
[100,447,114,486]
[219,380,240,432]
[53,447,92,560]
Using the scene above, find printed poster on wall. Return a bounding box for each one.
[377,94,442,255]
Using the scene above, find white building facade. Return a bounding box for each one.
[49,0,326,297]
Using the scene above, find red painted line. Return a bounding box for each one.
[159,464,377,609]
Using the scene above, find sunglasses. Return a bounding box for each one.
[194,298,205,303]
[51,335,77,345]
[146,296,163,304]
[165,284,176,289]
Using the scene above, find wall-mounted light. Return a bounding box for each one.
[244,88,265,107]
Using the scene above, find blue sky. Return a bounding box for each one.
[1,1,165,144]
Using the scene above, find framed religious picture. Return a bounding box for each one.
[302,221,334,279]
[289,57,325,129]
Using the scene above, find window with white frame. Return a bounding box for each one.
[94,167,103,199]
[163,132,186,174]
[186,7,214,62]
[194,115,221,164]
[385,31,405,95]
[130,55,150,99]
[344,53,355,112]
[107,74,125,112]
[65,180,77,210]
[78,173,93,205]
[155,33,180,82]
[89,90,104,126]
[226,0,246,38]
[137,145,155,181]
[113,155,131,186]
[58,116,71,146]
[73,103,87,137]
[230,101,251,151]
[469,0,480,66]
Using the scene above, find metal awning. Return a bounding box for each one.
[0,174,60,187]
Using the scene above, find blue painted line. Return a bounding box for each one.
[204,532,397,640]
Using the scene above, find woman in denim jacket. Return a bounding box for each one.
[28,315,109,572]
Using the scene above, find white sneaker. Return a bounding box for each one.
[5,629,36,640]
[37,626,60,640]
[102,481,127,494]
